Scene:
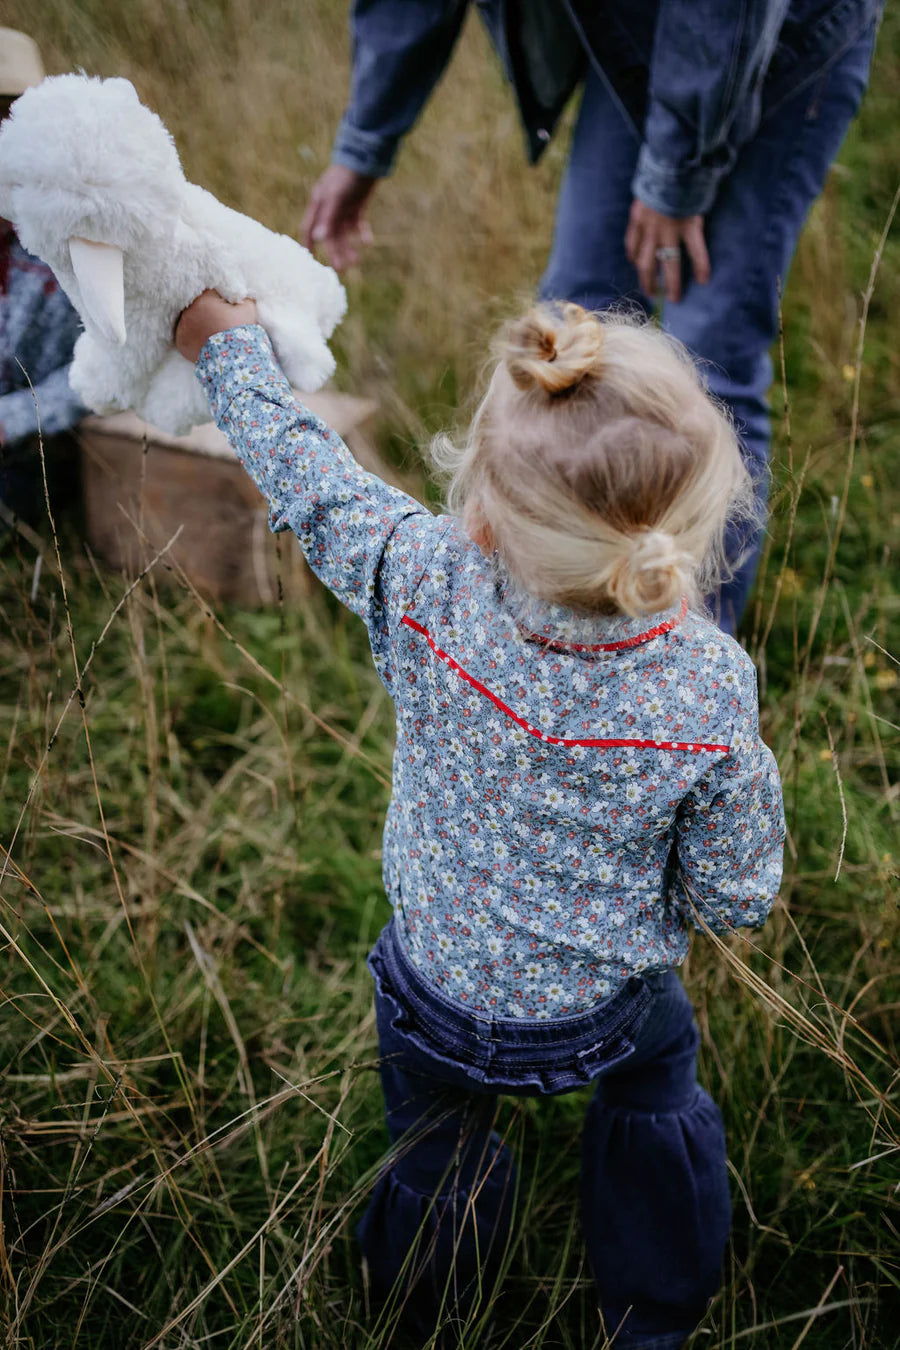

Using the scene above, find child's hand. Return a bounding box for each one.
[175,291,258,363]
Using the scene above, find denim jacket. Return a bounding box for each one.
[333,0,882,217]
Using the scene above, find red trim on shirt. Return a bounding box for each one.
[400,615,729,754]
[520,596,688,653]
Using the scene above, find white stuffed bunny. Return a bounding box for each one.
[0,74,346,435]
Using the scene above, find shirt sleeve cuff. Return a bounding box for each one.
[331,115,400,179]
[632,144,724,218]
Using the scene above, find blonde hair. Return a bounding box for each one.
[431,303,757,617]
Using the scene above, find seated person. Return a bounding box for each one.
[0,28,85,531]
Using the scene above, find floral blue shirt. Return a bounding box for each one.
[197,325,785,1018]
[0,227,84,446]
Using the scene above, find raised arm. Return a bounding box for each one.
[177,295,445,691]
[673,653,785,934]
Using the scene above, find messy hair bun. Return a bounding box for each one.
[503,303,604,396]
[603,528,693,616]
[431,303,757,618]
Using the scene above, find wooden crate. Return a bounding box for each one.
[79,392,416,606]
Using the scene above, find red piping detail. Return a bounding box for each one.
[401,616,729,754]
[520,596,688,653]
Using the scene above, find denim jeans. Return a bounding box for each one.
[540,26,876,632]
[357,920,730,1347]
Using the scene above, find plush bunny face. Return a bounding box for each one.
[0,74,186,267]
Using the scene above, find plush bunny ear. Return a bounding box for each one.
[69,236,127,344]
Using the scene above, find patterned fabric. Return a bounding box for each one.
[0,226,84,446]
[197,324,785,1018]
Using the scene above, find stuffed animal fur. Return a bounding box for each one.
[0,74,346,435]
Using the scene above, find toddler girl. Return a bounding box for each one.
[176,295,785,1349]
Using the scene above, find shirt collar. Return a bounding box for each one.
[496,565,687,653]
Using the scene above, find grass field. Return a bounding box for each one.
[0,3,898,1347]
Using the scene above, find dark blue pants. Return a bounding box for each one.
[357,921,730,1348]
[540,29,876,632]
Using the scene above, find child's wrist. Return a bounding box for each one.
[175,290,259,363]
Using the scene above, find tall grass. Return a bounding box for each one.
[0,3,898,1346]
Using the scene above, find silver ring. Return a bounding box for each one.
[655,246,681,261]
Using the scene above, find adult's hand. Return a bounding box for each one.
[625,201,710,303]
[301,164,378,271]
[174,291,258,364]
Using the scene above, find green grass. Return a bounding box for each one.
[1,3,899,1346]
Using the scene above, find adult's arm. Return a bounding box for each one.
[332,0,470,179]
[303,1,470,266]
[633,0,791,218]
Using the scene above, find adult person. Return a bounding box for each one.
[302,0,882,632]
[0,29,84,534]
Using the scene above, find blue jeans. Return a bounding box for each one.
[540,27,876,632]
[357,921,730,1347]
